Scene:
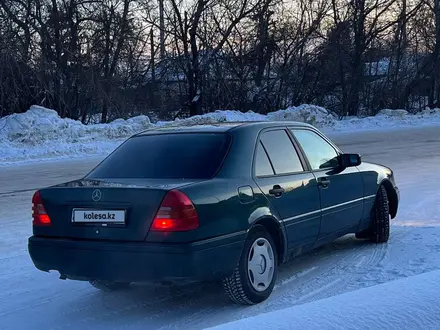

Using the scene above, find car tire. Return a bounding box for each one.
[370,185,390,243]
[222,225,278,305]
[356,185,390,243]
[89,280,131,292]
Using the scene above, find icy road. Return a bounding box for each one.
[1,125,440,330]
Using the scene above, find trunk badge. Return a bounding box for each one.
[92,189,102,202]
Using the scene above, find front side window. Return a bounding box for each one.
[292,130,339,170]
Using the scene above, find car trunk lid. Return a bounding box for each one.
[35,178,201,241]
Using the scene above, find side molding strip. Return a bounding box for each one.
[282,195,376,223]
[190,230,247,246]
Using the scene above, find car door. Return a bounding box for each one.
[289,128,364,239]
[253,128,321,249]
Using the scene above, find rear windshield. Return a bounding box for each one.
[86,133,231,179]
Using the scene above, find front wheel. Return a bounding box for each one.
[356,185,390,243]
[89,280,131,292]
[371,185,390,243]
[222,226,278,305]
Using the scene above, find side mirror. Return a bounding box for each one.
[338,153,361,168]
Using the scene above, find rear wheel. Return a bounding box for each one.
[89,280,131,292]
[222,226,278,305]
[356,185,390,243]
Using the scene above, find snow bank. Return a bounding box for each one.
[0,105,334,164]
[2,104,440,164]
[330,109,440,132]
[377,109,409,117]
[0,106,152,143]
[155,105,334,128]
[0,106,153,163]
[267,104,335,126]
[155,110,266,127]
[207,270,440,330]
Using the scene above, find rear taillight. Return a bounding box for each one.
[151,190,199,232]
[32,190,51,226]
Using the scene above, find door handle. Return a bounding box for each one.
[317,177,330,188]
[269,185,285,197]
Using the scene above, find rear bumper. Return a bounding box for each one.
[28,233,245,282]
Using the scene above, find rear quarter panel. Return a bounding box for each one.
[145,178,280,243]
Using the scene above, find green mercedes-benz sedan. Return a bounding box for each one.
[28,121,399,305]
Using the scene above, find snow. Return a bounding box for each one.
[0,106,152,164]
[329,110,440,133]
[377,108,409,116]
[208,270,440,330]
[155,109,267,127]
[1,125,440,329]
[2,104,440,164]
[267,104,335,126]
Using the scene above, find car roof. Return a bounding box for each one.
[136,121,314,136]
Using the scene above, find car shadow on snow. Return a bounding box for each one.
[61,234,384,329]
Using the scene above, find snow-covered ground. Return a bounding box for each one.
[209,269,440,330]
[1,104,440,165]
[1,125,440,329]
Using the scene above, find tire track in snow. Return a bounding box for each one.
[160,234,395,330]
[268,233,392,308]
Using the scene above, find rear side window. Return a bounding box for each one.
[86,133,231,179]
[260,130,303,175]
[255,142,274,176]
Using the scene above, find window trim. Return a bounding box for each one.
[252,127,308,179]
[287,127,342,172]
[255,140,276,177]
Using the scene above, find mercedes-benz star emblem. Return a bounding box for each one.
[92,189,102,202]
[259,257,266,273]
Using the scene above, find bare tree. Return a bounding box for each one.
[0,0,437,121]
